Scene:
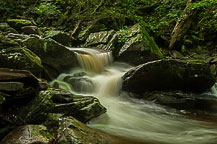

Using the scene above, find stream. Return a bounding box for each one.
[51,49,217,144]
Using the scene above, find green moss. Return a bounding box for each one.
[0,93,6,105]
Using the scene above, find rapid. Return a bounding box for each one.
[51,48,217,144]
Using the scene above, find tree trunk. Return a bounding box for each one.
[169,0,197,49]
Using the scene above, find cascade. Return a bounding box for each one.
[51,48,217,144]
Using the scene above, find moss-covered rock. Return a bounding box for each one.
[44,30,72,47]
[0,125,53,144]
[7,19,32,31]
[49,88,106,123]
[84,30,115,49]
[45,115,135,144]
[0,33,43,77]
[22,26,42,35]
[122,59,216,93]
[117,24,163,65]
[6,33,30,45]
[24,36,79,78]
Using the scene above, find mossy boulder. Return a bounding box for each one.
[45,115,134,144]
[0,125,53,144]
[22,26,41,35]
[122,59,216,93]
[0,33,43,77]
[44,30,72,47]
[49,88,106,123]
[17,88,106,124]
[84,30,116,49]
[7,19,32,31]
[6,33,30,45]
[117,24,163,65]
[132,90,217,113]
[24,36,79,78]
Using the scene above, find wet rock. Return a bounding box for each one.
[0,82,24,92]
[7,19,32,31]
[45,115,130,144]
[63,74,94,93]
[84,30,115,49]
[6,33,30,45]
[136,91,217,112]
[0,33,43,76]
[44,30,72,47]
[117,24,163,65]
[0,125,53,144]
[24,36,79,78]
[22,26,42,35]
[49,88,106,123]
[18,88,106,124]
[122,59,216,93]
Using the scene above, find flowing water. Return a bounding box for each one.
[51,48,217,144]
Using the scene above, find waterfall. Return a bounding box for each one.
[51,48,217,144]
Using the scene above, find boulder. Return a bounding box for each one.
[18,88,106,124]
[49,88,106,123]
[122,59,216,93]
[0,125,53,144]
[23,36,79,78]
[7,19,32,31]
[84,30,115,49]
[117,24,163,65]
[44,30,72,47]
[21,26,41,35]
[45,115,134,144]
[133,91,217,113]
[0,33,43,76]
[0,68,48,106]
[6,33,30,45]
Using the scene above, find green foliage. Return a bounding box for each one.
[34,2,61,17]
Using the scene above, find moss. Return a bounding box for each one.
[0,92,6,105]
[7,19,32,29]
[142,28,163,58]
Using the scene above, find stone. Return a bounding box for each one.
[0,125,53,144]
[7,19,32,31]
[22,26,42,35]
[45,115,134,144]
[17,88,106,124]
[136,91,217,112]
[6,33,30,45]
[44,30,72,47]
[49,88,106,123]
[24,36,79,78]
[0,33,43,77]
[84,30,115,48]
[0,82,24,92]
[117,24,163,65]
[122,59,216,93]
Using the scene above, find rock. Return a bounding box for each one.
[136,91,217,112]
[0,23,10,31]
[49,88,106,123]
[22,26,41,35]
[6,33,30,45]
[0,92,6,105]
[0,82,24,92]
[18,88,106,124]
[84,30,115,49]
[63,73,94,93]
[7,19,32,31]
[0,125,53,144]
[117,24,163,65]
[122,59,216,93]
[44,30,72,47]
[0,32,19,49]
[45,115,134,144]
[24,36,79,78]
[0,33,44,76]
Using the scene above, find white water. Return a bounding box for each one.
[51,49,217,144]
